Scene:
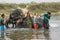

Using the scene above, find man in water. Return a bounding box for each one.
[0,14,5,38]
[24,11,33,28]
[43,12,51,29]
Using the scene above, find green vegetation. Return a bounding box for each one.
[28,2,60,13]
[0,2,60,16]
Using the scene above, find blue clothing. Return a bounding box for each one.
[0,25,5,31]
[0,18,5,37]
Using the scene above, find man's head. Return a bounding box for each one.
[47,12,51,16]
[1,14,5,18]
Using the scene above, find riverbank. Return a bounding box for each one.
[0,2,60,16]
[0,9,60,18]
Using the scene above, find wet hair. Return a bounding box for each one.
[47,12,51,14]
[1,14,5,17]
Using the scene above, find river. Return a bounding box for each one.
[0,15,60,40]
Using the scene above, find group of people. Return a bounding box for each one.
[0,11,51,37]
[26,12,51,29]
[24,11,51,33]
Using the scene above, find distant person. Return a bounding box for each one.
[43,12,51,29]
[0,14,5,37]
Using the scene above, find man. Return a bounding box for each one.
[43,12,51,29]
[25,11,32,28]
[0,14,5,37]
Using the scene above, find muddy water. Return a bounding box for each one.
[0,15,60,40]
[49,15,60,40]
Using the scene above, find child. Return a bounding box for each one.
[0,14,5,38]
[34,13,39,34]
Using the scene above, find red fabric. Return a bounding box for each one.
[34,23,38,29]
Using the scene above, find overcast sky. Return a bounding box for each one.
[0,0,60,4]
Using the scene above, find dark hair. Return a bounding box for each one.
[47,12,51,14]
[1,14,5,17]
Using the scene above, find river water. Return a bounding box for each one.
[0,15,60,40]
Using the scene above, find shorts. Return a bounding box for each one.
[0,25,5,31]
[43,23,49,29]
[34,23,38,29]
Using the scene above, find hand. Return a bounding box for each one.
[17,19,22,23]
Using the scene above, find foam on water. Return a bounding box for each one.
[50,23,58,27]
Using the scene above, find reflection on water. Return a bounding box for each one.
[1,28,49,40]
[0,15,60,40]
[44,29,50,40]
